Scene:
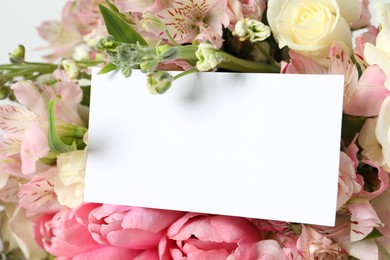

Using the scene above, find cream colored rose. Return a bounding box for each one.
[375,96,390,171]
[267,0,353,65]
[359,97,390,172]
[54,149,87,208]
[364,3,390,89]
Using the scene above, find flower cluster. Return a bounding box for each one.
[0,0,390,259]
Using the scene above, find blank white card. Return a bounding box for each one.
[84,69,344,226]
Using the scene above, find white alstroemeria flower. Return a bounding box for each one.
[195,42,222,71]
[54,149,87,208]
[233,19,271,42]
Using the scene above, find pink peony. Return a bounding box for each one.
[88,204,184,249]
[159,213,261,259]
[34,204,145,259]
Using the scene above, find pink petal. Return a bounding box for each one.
[0,105,38,134]
[69,246,142,260]
[20,124,49,175]
[356,159,389,200]
[345,65,390,116]
[169,215,224,242]
[187,248,230,260]
[54,69,84,125]
[348,198,383,242]
[11,81,47,119]
[282,51,327,74]
[121,208,184,232]
[113,0,155,13]
[106,228,164,249]
[210,216,261,243]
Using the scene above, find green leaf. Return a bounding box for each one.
[47,98,77,154]
[98,62,117,75]
[363,228,382,240]
[81,85,91,107]
[341,114,368,146]
[99,4,147,45]
[105,0,120,14]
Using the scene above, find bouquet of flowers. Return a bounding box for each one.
[1,0,390,259]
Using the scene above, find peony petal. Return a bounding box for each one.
[210,216,261,243]
[69,246,142,260]
[169,215,224,242]
[122,208,183,232]
[106,228,163,249]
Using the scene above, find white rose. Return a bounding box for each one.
[54,149,87,208]
[375,96,390,171]
[364,3,390,89]
[267,0,353,65]
[358,97,390,172]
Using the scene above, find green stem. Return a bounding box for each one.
[217,51,280,73]
[177,45,198,60]
[255,43,280,69]
[173,68,199,80]
[165,30,180,47]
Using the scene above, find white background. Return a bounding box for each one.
[0,1,66,64]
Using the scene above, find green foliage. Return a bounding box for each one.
[98,5,147,45]
[47,98,77,154]
[341,114,368,146]
[98,62,117,75]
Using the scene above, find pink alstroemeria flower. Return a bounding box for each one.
[155,0,229,47]
[344,65,390,117]
[18,167,62,217]
[296,225,348,259]
[347,197,383,242]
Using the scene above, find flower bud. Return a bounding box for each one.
[9,45,25,63]
[233,19,271,42]
[61,59,80,80]
[96,35,116,50]
[157,45,178,61]
[140,60,159,73]
[195,43,221,71]
[121,67,132,78]
[146,71,173,94]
